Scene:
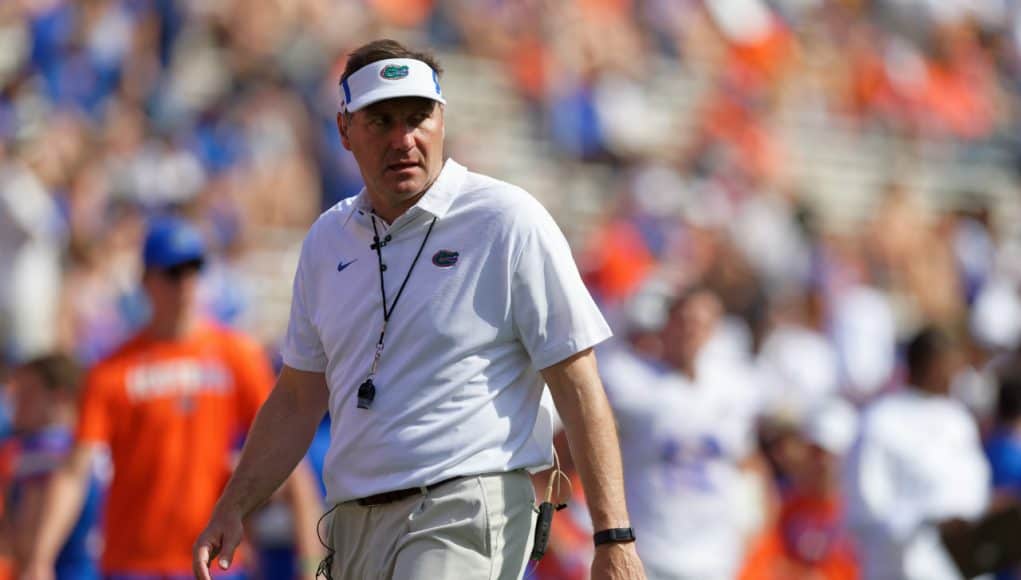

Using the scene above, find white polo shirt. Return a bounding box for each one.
[282,159,612,504]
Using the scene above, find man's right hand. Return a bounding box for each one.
[192,507,245,580]
[191,366,329,579]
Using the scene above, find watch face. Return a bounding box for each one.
[595,527,636,545]
[613,528,636,541]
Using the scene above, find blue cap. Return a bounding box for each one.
[143,216,206,269]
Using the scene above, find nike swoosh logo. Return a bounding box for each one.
[337,259,358,272]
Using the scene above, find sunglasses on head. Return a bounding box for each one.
[161,259,204,281]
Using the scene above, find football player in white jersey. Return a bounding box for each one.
[602,286,764,580]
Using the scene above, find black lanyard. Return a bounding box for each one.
[356,214,438,409]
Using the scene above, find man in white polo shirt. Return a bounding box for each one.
[193,39,645,580]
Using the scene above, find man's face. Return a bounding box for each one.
[143,260,202,318]
[339,97,444,207]
[10,368,52,433]
[662,291,722,370]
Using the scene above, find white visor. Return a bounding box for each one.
[340,58,446,113]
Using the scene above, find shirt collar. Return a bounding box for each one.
[348,158,466,225]
[413,158,465,219]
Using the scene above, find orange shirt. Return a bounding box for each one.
[740,531,859,580]
[583,220,654,304]
[76,321,273,574]
[368,0,433,27]
[739,494,859,580]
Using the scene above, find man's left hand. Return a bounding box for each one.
[591,542,645,579]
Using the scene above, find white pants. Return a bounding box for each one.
[327,471,536,579]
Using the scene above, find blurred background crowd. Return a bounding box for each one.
[2,0,1021,578]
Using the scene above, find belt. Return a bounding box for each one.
[355,475,464,507]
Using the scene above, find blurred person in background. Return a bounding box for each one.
[602,286,764,580]
[0,363,12,580]
[22,217,322,580]
[867,183,965,330]
[983,371,1021,579]
[739,399,859,580]
[3,354,100,580]
[755,285,838,422]
[57,199,147,367]
[753,283,839,497]
[0,150,64,362]
[844,326,990,580]
[824,235,897,404]
[986,372,1021,503]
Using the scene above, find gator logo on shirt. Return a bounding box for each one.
[380,65,410,80]
[432,250,459,268]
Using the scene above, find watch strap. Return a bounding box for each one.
[593,527,636,546]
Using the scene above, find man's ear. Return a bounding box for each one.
[438,104,445,140]
[337,112,352,151]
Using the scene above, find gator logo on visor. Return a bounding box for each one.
[380,65,410,80]
[432,250,459,268]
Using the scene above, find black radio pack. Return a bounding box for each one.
[529,499,568,561]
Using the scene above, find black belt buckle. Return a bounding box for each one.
[356,487,418,507]
[355,476,461,507]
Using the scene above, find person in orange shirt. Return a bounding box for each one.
[740,401,860,580]
[22,216,321,580]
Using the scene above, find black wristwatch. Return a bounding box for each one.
[593,527,636,547]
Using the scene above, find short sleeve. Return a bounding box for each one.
[227,333,275,428]
[281,236,328,372]
[75,366,116,446]
[510,197,612,370]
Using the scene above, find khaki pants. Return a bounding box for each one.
[327,471,537,580]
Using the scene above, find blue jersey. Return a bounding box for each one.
[14,427,101,580]
[985,429,1021,580]
[986,429,1021,493]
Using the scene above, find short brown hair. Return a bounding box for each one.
[17,353,81,394]
[340,39,443,85]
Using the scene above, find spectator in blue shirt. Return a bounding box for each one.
[985,371,1021,579]
[3,354,101,580]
